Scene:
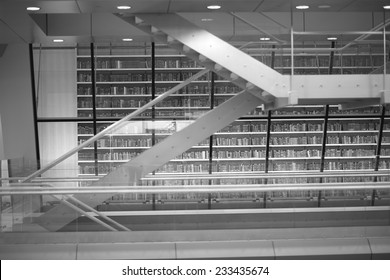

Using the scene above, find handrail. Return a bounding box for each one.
[1,182,389,195]
[142,170,390,180]
[22,68,210,183]
[230,12,287,44]
[2,170,388,183]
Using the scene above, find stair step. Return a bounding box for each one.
[183,45,198,55]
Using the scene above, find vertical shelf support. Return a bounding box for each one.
[151,42,156,210]
[318,105,330,207]
[263,110,272,208]
[208,72,215,209]
[372,105,386,206]
[90,43,99,176]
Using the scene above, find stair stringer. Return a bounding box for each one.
[36,90,265,231]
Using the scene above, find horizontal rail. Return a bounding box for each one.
[1,182,389,195]
[1,171,388,183]
[143,170,390,180]
[85,206,390,217]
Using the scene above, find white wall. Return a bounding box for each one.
[0,43,36,163]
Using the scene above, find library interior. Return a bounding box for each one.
[0,0,390,259]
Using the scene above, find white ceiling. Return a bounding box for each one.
[0,0,390,45]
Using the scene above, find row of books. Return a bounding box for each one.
[271,123,323,132]
[328,107,381,115]
[80,138,153,148]
[156,163,266,173]
[79,164,119,174]
[77,59,149,69]
[78,99,149,109]
[177,149,267,160]
[78,72,211,83]
[271,108,324,116]
[77,97,225,109]
[327,122,379,131]
[270,136,322,145]
[77,110,208,118]
[325,148,375,157]
[324,160,374,170]
[214,137,266,146]
[381,148,390,156]
[269,162,320,171]
[327,135,377,144]
[271,149,320,158]
[77,84,240,96]
[218,123,268,133]
[77,58,201,70]
[94,151,141,161]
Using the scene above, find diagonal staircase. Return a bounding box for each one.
[117,13,290,108]
[36,14,294,231]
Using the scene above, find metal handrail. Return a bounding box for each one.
[21,68,210,183]
[142,170,390,180]
[1,182,389,195]
[2,170,389,183]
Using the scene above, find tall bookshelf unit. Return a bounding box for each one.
[76,43,390,210]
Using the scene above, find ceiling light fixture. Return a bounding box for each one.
[296,5,309,10]
[117,5,131,10]
[327,37,337,41]
[260,37,271,41]
[207,5,221,10]
[384,5,390,9]
[26,7,41,11]
[122,38,133,42]
[201,18,214,22]
[53,39,64,43]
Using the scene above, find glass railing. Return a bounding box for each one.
[1,171,389,232]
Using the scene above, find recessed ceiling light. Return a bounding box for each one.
[384,5,390,9]
[201,18,214,22]
[327,37,337,41]
[122,38,133,42]
[117,5,131,10]
[318,5,331,9]
[207,5,221,10]
[26,7,41,11]
[260,37,271,41]
[53,39,64,43]
[296,5,309,10]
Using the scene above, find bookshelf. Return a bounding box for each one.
[77,44,390,207]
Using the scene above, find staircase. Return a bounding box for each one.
[118,13,290,108]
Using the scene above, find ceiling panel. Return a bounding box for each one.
[170,0,262,12]
[1,0,390,44]
[0,21,25,44]
[0,1,80,13]
[342,0,389,11]
[76,0,170,13]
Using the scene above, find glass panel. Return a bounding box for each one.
[34,46,78,119]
